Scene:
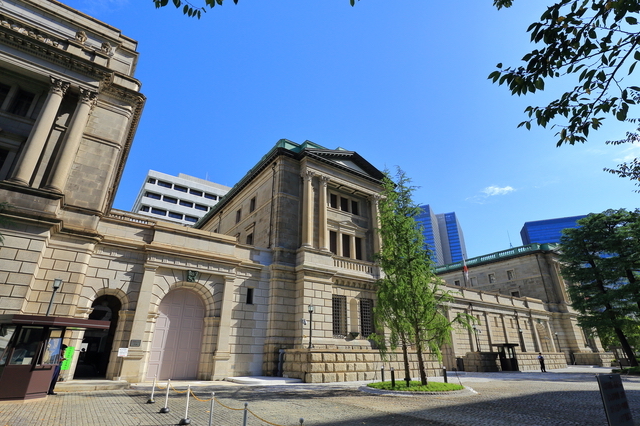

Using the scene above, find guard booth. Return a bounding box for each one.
[493,343,520,372]
[0,315,110,401]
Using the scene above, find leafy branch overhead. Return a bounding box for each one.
[490,0,640,146]
[152,0,359,18]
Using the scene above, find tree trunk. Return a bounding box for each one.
[402,342,411,387]
[414,325,428,385]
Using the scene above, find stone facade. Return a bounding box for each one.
[0,0,606,385]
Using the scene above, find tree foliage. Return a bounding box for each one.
[559,209,640,365]
[603,121,640,190]
[491,0,640,147]
[152,0,359,19]
[371,168,469,385]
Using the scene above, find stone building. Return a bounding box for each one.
[436,244,612,368]
[0,0,606,385]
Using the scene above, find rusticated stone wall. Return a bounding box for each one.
[462,351,568,372]
[282,349,442,383]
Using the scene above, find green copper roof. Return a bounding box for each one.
[434,243,559,274]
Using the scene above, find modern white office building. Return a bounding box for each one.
[132,170,230,226]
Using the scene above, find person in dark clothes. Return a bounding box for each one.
[48,344,67,395]
[538,352,546,373]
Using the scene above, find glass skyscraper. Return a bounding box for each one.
[416,205,467,266]
[520,215,587,245]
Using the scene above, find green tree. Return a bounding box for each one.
[490,1,640,148]
[603,123,640,191]
[372,168,469,385]
[152,0,359,19]
[559,209,640,366]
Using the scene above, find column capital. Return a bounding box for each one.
[319,175,330,186]
[49,77,70,97]
[301,170,315,181]
[79,87,99,108]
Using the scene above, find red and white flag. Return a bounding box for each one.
[463,257,469,282]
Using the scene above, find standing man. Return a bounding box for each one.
[538,352,546,373]
[48,344,67,395]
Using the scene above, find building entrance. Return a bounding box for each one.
[74,296,120,378]
[147,288,205,380]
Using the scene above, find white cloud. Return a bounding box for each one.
[482,185,515,196]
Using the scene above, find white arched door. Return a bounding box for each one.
[147,288,205,380]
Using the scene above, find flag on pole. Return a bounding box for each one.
[463,257,469,284]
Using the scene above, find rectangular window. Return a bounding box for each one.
[332,295,347,337]
[168,212,183,220]
[151,208,166,216]
[511,291,520,298]
[488,273,496,283]
[354,237,362,260]
[249,197,256,212]
[140,206,149,212]
[163,196,177,204]
[145,192,161,200]
[157,180,172,188]
[195,204,207,211]
[0,83,10,107]
[470,277,477,287]
[9,89,35,117]
[185,215,198,223]
[351,200,359,216]
[179,200,193,208]
[246,233,254,245]
[147,178,156,184]
[329,231,337,254]
[235,209,242,223]
[454,280,461,286]
[174,185,188,193]
[204,193,217,200]
[246,288,254,305]
[190,189,203,196]
[340,197,349,212]
[360,298,374,338]
[507,270,515,280]
[330,194,338,209]
[342,234,351,258]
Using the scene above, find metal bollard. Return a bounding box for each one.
[178,385,191,425]
[147,376,156,404]
[381,365,385,382]
[390,367,395,388]
[299,418,304,425]
[208,392,215,426]
[242,402,249,426]
[160,379,171,413]
[443,366,448,383]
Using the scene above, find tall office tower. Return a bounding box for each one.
[437,212,467,265]
[132,170,230,225]
[416,205,444,265]
[520,215,587,245]
[416,205,467,266]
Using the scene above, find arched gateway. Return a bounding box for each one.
[147,288,205,380]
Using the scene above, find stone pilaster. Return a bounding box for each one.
[370,195,381,255]
[211,276,235,380]
[318,175,330,251]
[300,170,314,248]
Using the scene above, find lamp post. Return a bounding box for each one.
[472,325,482,352]
[307,304,314,349]
[45,278,63,316]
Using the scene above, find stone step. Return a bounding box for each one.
[55,380,130,392]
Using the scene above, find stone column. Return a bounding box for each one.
[212,276,235,380]
[318,176,330,251]
[42,87,97,193]
[119,264,157,382]
[349,235,356,259]
[300,170,314,248]
[9,77,69,186]
[545,321,558,352]
[370,195,381,255]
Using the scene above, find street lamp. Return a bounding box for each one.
[472,325,482,352]
[307,304,314,349]
[45,278,63,316]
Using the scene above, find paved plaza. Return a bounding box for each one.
[0,367,638,426]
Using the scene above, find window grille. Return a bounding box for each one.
[360,298,374,337]
[332,295,347,337]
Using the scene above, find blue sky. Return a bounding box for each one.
[63,0,638,258]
